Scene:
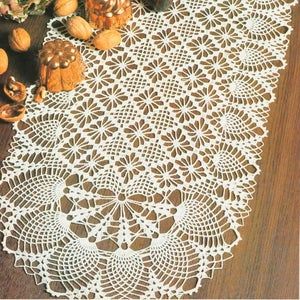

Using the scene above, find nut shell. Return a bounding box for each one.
[4,76,27,102]
[9,28,31,52]
[67,16,93,40]
[0,48,8,75]
[54,0,78,16]
[0,104,25,123]
[34,86,47,103]
[93,29,121,50]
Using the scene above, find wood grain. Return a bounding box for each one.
[0,6,299,299]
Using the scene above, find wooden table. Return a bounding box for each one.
[0,6,299,299]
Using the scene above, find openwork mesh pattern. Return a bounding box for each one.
[0,0,297,298]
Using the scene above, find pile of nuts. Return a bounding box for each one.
[0,27,31,76]
[0,27,31,122]
[64,9,122,50]
[52,0,125,50]
[66,15,122,50]
[0,0,174,123]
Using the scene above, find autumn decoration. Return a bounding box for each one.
[85,0,132,29]
[39,39,85,93]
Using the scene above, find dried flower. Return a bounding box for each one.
[0,0,52,22]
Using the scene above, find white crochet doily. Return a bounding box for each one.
[0,0,297,298]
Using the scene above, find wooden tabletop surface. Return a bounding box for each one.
[0,5,299,300]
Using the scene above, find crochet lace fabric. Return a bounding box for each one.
[0,0,297,298]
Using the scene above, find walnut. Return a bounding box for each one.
[0,48,8,75]
[93,29,121,50]
[39,39,85,93]
[8,27,31,52]
[54,0,78,17]
[66,16,93,40]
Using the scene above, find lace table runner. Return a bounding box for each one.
[0,0,297,298]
